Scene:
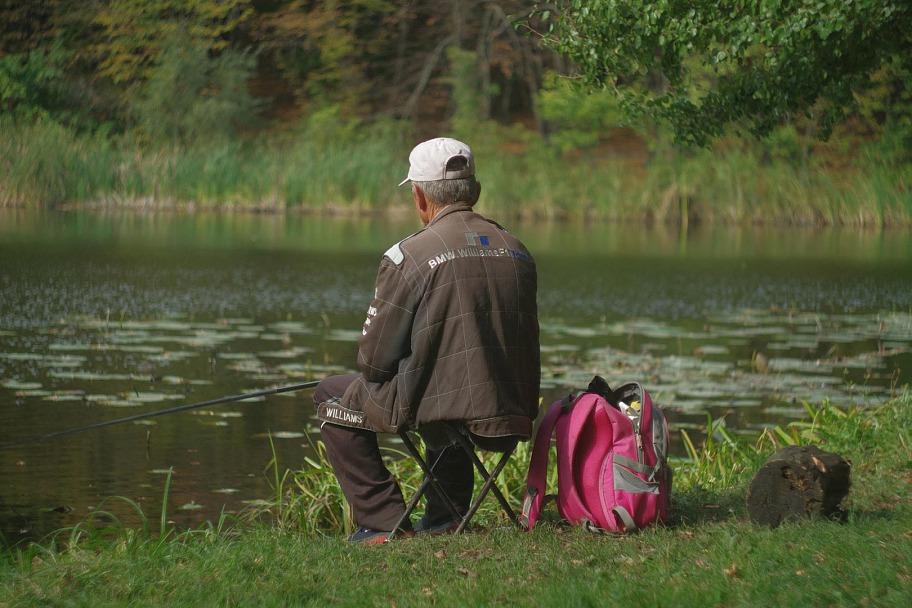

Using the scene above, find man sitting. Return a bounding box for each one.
[313,137,540,545]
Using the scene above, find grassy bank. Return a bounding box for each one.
[2,119,910,228]
[1,390,909,607]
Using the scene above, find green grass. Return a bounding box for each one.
[1,389,910,607]
[2,118,911,227]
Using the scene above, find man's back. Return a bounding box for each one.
[349,203,539,437]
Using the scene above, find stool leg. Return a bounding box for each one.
[485,450,519,523]
[455,450,518,532]
[388,474,430,541]
[447,432,519,532]
[392,433,463,535]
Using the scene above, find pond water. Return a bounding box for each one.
[1,209,910,544]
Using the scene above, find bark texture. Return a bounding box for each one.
[746,445,851,528]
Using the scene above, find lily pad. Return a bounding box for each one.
[267,431,305,439]
[149,320,193,331]
[48,370,133,381]
[258,347,310,359]
[191,410,243,418]
[2,379,43,390]
[42,393,87,402]
[0,353,43,361]
[325,329,362,342]
[127,392,179,403]
[48,343,93,352]
[268,321,312,334]
[115,345,165,354]
[16,389,53,397]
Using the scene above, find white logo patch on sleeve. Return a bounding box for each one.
[384,242,404,265]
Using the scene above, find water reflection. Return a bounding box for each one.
[1,210,910,544]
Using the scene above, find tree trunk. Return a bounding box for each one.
[746,445,851,528]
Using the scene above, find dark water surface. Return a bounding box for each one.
[1,210,910,544]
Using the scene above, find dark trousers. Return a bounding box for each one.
[313,374,473,531]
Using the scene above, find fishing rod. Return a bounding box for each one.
[0,380,321,450]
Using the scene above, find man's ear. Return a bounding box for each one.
[413,183,428,212]
[470,181,482,206]
[413,184,433,225]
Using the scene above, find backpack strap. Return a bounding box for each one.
[521,395,570,530]
[612,506,638,532]
[581,507,637,535]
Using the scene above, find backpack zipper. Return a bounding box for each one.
[620,400,645,463]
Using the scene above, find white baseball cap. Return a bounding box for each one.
[398,137,475,186]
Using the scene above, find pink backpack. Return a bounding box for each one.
[522,376,672,533]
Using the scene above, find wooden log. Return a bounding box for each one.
[746,445,851,528]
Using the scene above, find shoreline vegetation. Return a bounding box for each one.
[1,389,909,605]
[2,117,911,228]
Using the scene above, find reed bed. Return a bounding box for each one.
[2,119,910,227]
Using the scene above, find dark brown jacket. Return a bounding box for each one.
[337,203,540,438]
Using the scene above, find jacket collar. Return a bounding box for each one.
[427,203,474,228]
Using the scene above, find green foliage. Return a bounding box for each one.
[132,32,257,145]
[0,119,122,206]
[93,0,254,89]
[0,38,75,123]
[871,58,912,161]
[256,0,397,116]
[537,70,629,152]
[543,0,912,146]
[277,112,407,208]
[299,104,364,146]
[678,415,761,488]
[0,0,64,55]
[448,47,483,138]
[248,434,352,535]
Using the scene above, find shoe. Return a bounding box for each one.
[413,515,461,535]
[347,525,415,546]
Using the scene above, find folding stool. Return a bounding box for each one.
[388,423,520,539]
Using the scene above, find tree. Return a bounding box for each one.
[538,0,912,146]
[0,38,73,122]
[252,1,559,128]
[132,31,257,144]
[0,0,63,55]
[252,0,397,116]
[93,0,253,90]
[0,0,92,125]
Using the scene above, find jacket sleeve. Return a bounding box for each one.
[356,257,418,382]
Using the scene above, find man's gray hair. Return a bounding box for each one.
[413,176,478,206]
